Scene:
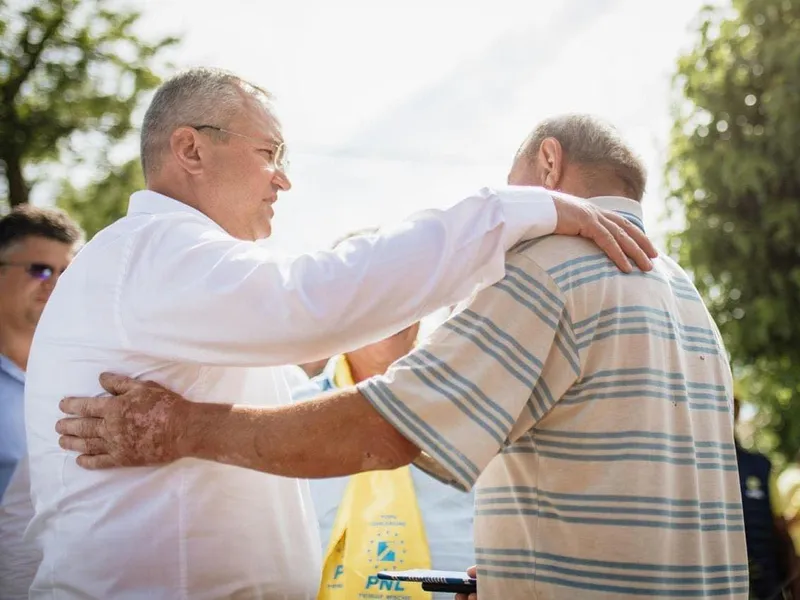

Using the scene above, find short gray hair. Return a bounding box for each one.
[519,114,647,201]
[140,67,272,179]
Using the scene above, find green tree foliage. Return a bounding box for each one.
[668,0,800,459]
[58,156,142,238]
[0,0,176,209]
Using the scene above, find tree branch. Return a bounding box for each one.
[2,7,68,105]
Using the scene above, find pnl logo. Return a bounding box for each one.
[377,541,395,562]
[367,528,407,570]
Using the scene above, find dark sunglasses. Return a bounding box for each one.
[0,261,65,281]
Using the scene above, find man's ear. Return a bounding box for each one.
[170,127,205,175]
[538,137,564,190]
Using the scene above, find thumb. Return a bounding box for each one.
[466,566,477,578]
[99,372,139,396]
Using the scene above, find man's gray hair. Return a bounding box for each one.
[519,114,647,201]
[140,67,272,179]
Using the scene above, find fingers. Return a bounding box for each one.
[99,372,141,396]
[59,396,108,418]
[76,454,120,470]
[587,217,631,273]
[598,214,652,273]
[622,217,658,259]
[59,435,108,455]
[456,566,478,599]
[604,212,658,261]
[56,416,103,438]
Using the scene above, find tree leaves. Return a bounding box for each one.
[57,157,143,239]
[669,0,800,460]
[0,0,176,207]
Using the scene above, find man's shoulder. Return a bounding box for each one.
[509,235,611,283]
[90,210,219,250]
[70,211,240,283]
[499,235,609,308]
[509,235,701,308]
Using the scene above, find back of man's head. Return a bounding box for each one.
[140,67,272,181]
[513,114,647,202]
[0,205,84,256]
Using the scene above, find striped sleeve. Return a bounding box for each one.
[358,253,569,491]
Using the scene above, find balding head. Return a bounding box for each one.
[140,67,273,180]
[510,114,647,201]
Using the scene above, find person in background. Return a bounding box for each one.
[0,205,84,598]
[292,230,474,599]
[734,398,800,599]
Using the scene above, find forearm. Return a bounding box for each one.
[261,187,557,365]
[180,388,421,477]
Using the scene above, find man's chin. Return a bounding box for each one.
[27,308,46,326]
[254,225,272,240]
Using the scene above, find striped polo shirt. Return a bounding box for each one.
[358,196,748,599]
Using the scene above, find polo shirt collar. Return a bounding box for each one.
[588,195,646,233]
[0,354,25,384]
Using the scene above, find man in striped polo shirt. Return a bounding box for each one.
[57,114,746,598]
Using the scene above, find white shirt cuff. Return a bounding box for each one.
[492,186,557,250]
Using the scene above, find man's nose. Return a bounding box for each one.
[273,168,292,192]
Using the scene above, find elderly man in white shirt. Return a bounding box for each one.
[25,67,655,599]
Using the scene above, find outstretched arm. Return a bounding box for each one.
[123,187,655,367]
[57,374,416,476]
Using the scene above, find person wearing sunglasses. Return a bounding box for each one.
[0,205,83,598]
[26,67,657,600]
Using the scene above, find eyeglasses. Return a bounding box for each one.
[0,261,65,281]
[192,125,290,172]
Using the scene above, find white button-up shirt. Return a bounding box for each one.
[25,187,556,599]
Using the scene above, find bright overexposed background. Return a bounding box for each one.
[124,0,707,253]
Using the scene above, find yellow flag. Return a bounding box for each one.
[317,357,432,600]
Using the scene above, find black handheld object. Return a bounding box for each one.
[421,580,477,594]
[377,570,477,595]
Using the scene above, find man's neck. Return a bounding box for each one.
[0,325,33,371]
[568,179,637,203]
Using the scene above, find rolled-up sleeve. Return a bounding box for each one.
[121,187,557,367]
[357,253,569,491]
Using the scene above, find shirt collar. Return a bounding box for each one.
[127,190,226,233]
[0,354,25,384]
[587,196,646,233]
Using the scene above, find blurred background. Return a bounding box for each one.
[1,0,798,464]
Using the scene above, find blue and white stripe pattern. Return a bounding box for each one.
[474,547,749,597]
[359,196,747,598]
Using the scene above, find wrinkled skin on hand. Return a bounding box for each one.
[56,373,190,470]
